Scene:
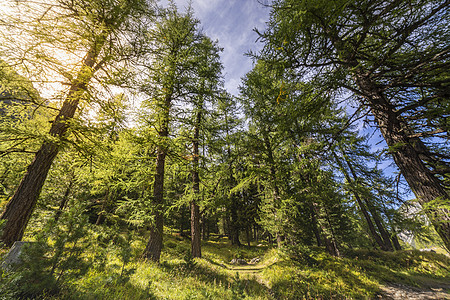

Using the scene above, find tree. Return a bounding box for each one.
[331,132,403,251]
[186,36,223,258]
[259,0,450,249]
[139,4,204,262]
[0,0,154,247]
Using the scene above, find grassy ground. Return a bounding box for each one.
[2,231,449,299]
[63,232,450,299]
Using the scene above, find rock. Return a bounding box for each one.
[1,241,30,271]
[250,257,260,264]
[230,258,247,265]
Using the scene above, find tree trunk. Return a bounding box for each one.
[0,37,106,247]
[54,176,74,223]
[143,209,164,262]
[142,92,172,262]
[263,131,285,246]
[354,71,450,250]
[230,197,241,246]
[311,201,340,256]
[268,233,273,246]
[201,214,207,240]
[309,202,323,247]
[190,104,202,258]
[190,201,201,258]
[142,147,166,262]
[254,224,258,243]
[179,217,184,237]
[364,199,395,251]
[391,234,402,251]
[323,206,341,257]
[355,196,387,250]
[336,151,393,251]
[246,226,251,247]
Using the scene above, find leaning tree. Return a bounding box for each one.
[258,0,450,249]
[0,0,154,247]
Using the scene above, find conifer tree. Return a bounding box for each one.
[0,0,154,246]
[139,4,205,261]
[259,0,450,249]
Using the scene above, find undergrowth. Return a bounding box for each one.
[1,228,449,299]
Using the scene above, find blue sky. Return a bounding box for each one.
[164,0,271,96]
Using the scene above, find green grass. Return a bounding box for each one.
[2,230,449,299]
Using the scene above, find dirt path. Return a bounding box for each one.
[379,283,450,299]
[228,264,266,275]
[227,261,450,299]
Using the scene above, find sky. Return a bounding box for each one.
[162,0,271,96]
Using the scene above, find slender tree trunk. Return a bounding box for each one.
[54,175,75,223]
[143,147,166,262]
[201,214,206,240]
[311,201,339,256]
[335,151,393,251]
[391,234,402,251]
[364,199,395,251]
[353,71,450,250]
[143,91,172,262]
[230,196,241,246]
[190,103,202,258]
[323,206,341,257]
[0,36,107,247]
[309,202,322,247]
[246,226,251,247]
[224,213,231,239]
[179,217,184,237]
[263,131,285,246]
[190,201,201,257]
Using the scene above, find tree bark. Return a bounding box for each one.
[190,103,202,258]
[263,131,284,246]
[230,196,241,246]
[190,201,201,257]
[142,83,173,261]
[364,198,395,251]
[0,35,107,247]
[354,71,450,250]
[323,205,341,257]
[143,147,166,262]
[343,153,395,250]
[391,234,402,251]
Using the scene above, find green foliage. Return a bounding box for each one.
[0,0,448,298]
[0,242,59,299]
[0,201,91,299]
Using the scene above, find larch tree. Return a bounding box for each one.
[0,0,154,247]
[186,36,223,258]
[259,0,450,249]
[139,4,205,262]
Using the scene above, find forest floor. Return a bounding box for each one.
[1,231,449,299]
[226,252,450,300]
